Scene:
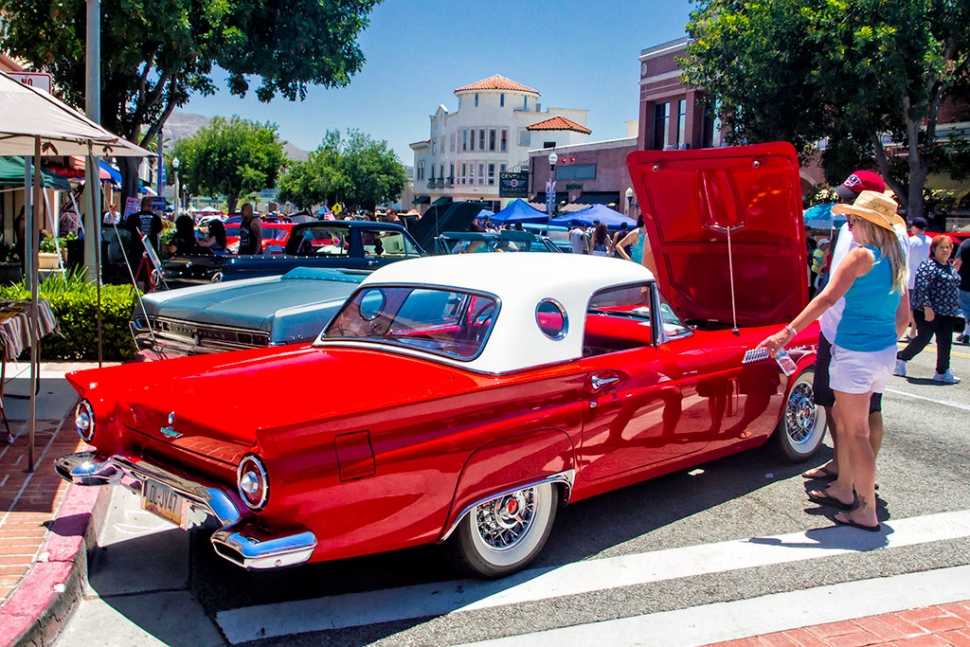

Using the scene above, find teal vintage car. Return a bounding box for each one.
[433,229,562,255]
[130,267,367,359]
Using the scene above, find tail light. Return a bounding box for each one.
[237,454,269,511]
[75,400,95,442]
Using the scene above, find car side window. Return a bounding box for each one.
[583,284,656,356]
[292,227,349,256]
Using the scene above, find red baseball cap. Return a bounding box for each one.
[834,170,886,200]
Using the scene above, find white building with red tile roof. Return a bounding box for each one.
[409,75,589,211]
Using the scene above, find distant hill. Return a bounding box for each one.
[164,111,310,162]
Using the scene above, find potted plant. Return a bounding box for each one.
[39,236,62,270]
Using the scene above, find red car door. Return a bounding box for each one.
[576,296,724,482]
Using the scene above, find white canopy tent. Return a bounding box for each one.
[0,70,150,470]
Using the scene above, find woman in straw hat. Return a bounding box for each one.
[758,191,909,532]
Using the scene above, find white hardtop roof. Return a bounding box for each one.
[353,254,656,374]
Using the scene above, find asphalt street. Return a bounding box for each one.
[54,342,970,647]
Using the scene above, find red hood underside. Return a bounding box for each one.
[627,142,807,327]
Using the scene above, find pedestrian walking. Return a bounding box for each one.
[759,191,909,531]
[953,236,970,343]
[124,196,163,288]
[901,217,933,341]
[237,203,263,255]
[568,221,589,254]
[614,214,657,275]
[810,238,830,298]
[895,235,962,383]
[611,222,629,256]
[590,223,613,256]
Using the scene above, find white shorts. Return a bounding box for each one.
[830,344,896,395]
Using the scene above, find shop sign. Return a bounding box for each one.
[499,172,529,198]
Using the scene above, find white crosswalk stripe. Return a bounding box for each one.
[216,509,970,644]
[456,565,970,647]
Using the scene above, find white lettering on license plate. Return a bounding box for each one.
[142,479,183,526]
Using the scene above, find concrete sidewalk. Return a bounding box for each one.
[0,361,115,647]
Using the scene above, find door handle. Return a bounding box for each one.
[591,375,619,390]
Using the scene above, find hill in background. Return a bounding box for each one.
[164,111,310,162]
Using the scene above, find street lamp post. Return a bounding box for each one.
[546,151,558,215]
[625,186,635,216]
[173,157,180,215]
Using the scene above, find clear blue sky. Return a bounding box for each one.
[183,0,694,164]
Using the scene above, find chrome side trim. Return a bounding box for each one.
[438,469,576,543]
[211,521,317,570]
[54,451,242,528]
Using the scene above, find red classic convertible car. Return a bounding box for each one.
[55,142,822,578]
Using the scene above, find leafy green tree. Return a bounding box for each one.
[340,130,408,211]
[682,0,970,217]
[277,130,406,212]
[0,0,381,199]
[172,117,288,213]
[277,131,347,210]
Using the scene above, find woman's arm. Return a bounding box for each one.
[896,287,911,338]
[758,247,874,354]
[614,230,638,260]
[912,261,935,320]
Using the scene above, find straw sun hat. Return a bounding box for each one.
[832,190,907,236]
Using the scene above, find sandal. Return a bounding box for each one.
[807,489,855,511]
[833,511,880,532]
[802,465,838,480]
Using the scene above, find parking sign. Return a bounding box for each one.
[9,72,52,94]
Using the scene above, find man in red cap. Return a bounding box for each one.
[803,169,900,488]
[833,170,886,201]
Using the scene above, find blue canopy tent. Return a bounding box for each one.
[487,198,549,224]
[550,203,635,229]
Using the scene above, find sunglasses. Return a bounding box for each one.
[846,217,858,229]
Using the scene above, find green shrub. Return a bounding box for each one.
[0,268,138,361]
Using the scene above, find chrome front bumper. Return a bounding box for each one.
[54,451,317,570]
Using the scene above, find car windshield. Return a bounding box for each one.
[323,286,499,360]
[264,227,290,241]
[287,225,421,257]
[436,231,557,254]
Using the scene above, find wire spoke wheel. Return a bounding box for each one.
[453,482,557,578]
[776,367,826,461]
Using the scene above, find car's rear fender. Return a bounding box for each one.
[440,428,575,542]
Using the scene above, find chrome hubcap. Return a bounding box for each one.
[786,381,817,445]
[474,488,537,550]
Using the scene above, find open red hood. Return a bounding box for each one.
[627,142,806,327]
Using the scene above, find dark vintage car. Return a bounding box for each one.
[56,142,822,579]
[131,267,366,359]
[433,229,562,255]
[161,221,425,287]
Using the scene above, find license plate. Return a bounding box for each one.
[141,478,184,526]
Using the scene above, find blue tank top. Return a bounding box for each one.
[835,245,900,352]
[630,228,645,264]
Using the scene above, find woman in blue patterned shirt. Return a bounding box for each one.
[895,235,961,383]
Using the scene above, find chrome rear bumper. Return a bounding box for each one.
[212,521,317,570]
[54,451,316,570]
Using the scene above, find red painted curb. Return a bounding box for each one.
[0,481,111,647]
